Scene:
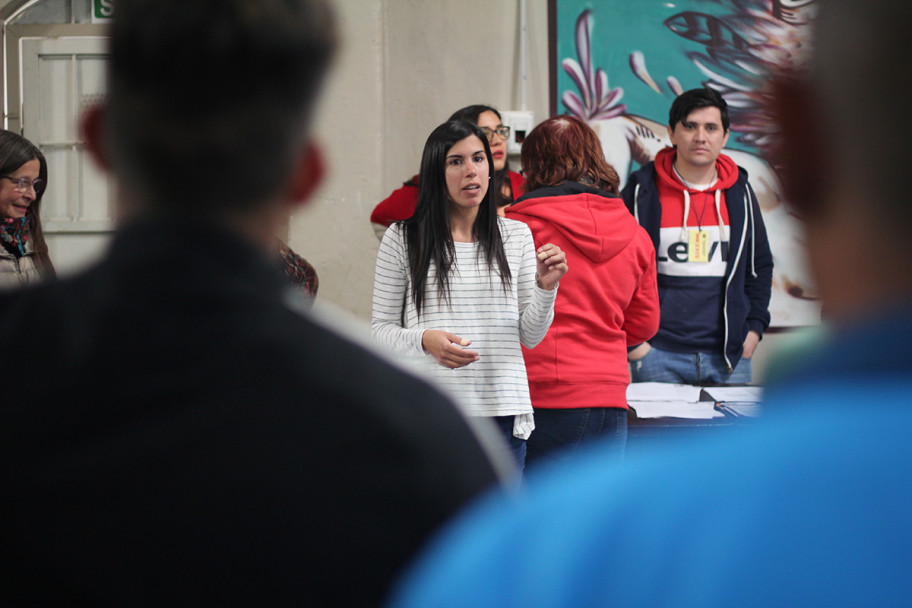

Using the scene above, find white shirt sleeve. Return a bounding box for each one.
[511,220,557,349]
[371,224,426,357]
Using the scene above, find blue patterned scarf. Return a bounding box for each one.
[0,216,28,257]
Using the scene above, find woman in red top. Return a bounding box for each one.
[505,116,660,467]
[370,105,525,237]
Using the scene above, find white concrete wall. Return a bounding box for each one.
[291,0,550,318]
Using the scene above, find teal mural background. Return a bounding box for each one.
[550,0,823,327]
[554,1,753,154]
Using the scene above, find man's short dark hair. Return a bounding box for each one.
[668,87,730,132]
[104,0,336,217]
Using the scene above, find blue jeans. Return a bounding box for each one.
[489,415,527,472]
[526,407,627,468]
[629,345,752,385]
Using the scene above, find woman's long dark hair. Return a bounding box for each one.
[403,120,511,316]
[447,104,514,207]
[0,130,55,278]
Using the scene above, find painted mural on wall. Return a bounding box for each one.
[553,0,820,327]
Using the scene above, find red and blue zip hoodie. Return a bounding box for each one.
[621,147,773,371]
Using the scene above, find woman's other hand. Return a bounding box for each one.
[422,329,480,369]
[535,243,568,290]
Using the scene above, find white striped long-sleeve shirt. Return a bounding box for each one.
[372,218,557,436]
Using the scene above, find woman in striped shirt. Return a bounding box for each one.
[372,120,567,472]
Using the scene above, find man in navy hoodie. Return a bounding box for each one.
[621,88,773,384]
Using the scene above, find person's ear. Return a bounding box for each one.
[80,104,111,171]
[768,71,827,219]
[285,141,325,208]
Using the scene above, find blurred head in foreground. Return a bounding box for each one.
[772,0,912,322]
[83,0,337,230]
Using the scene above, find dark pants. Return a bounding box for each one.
[490,415,527,473]
[526,407,627,469]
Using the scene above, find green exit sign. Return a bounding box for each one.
[93,0,114,20]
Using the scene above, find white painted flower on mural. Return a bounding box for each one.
[560,9,626,121]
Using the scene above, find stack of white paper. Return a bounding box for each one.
[626,382,721,419]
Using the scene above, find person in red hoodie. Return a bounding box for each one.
[370,105,525,238]
[506,116,659,466]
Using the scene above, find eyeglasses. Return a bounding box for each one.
[1,175,45,194]
[479,126,511,141]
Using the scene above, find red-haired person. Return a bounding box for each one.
[370,105,525,238]
[505,115,659,466]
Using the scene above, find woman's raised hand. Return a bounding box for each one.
[535,243,568,291]
[422,329,480,369]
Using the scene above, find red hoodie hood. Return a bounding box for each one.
[654,147,739,191]
[507,184,640,264]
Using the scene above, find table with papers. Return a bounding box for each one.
[626,382,763,450]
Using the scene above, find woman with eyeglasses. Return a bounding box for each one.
[370,105,525,238]
[372,120,567,472]
[0,130,55,287]
[504,116,659,468]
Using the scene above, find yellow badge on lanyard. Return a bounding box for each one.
[688,229,710,262]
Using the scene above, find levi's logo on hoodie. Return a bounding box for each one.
[657,226,728,277]
[651,148,738,279]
